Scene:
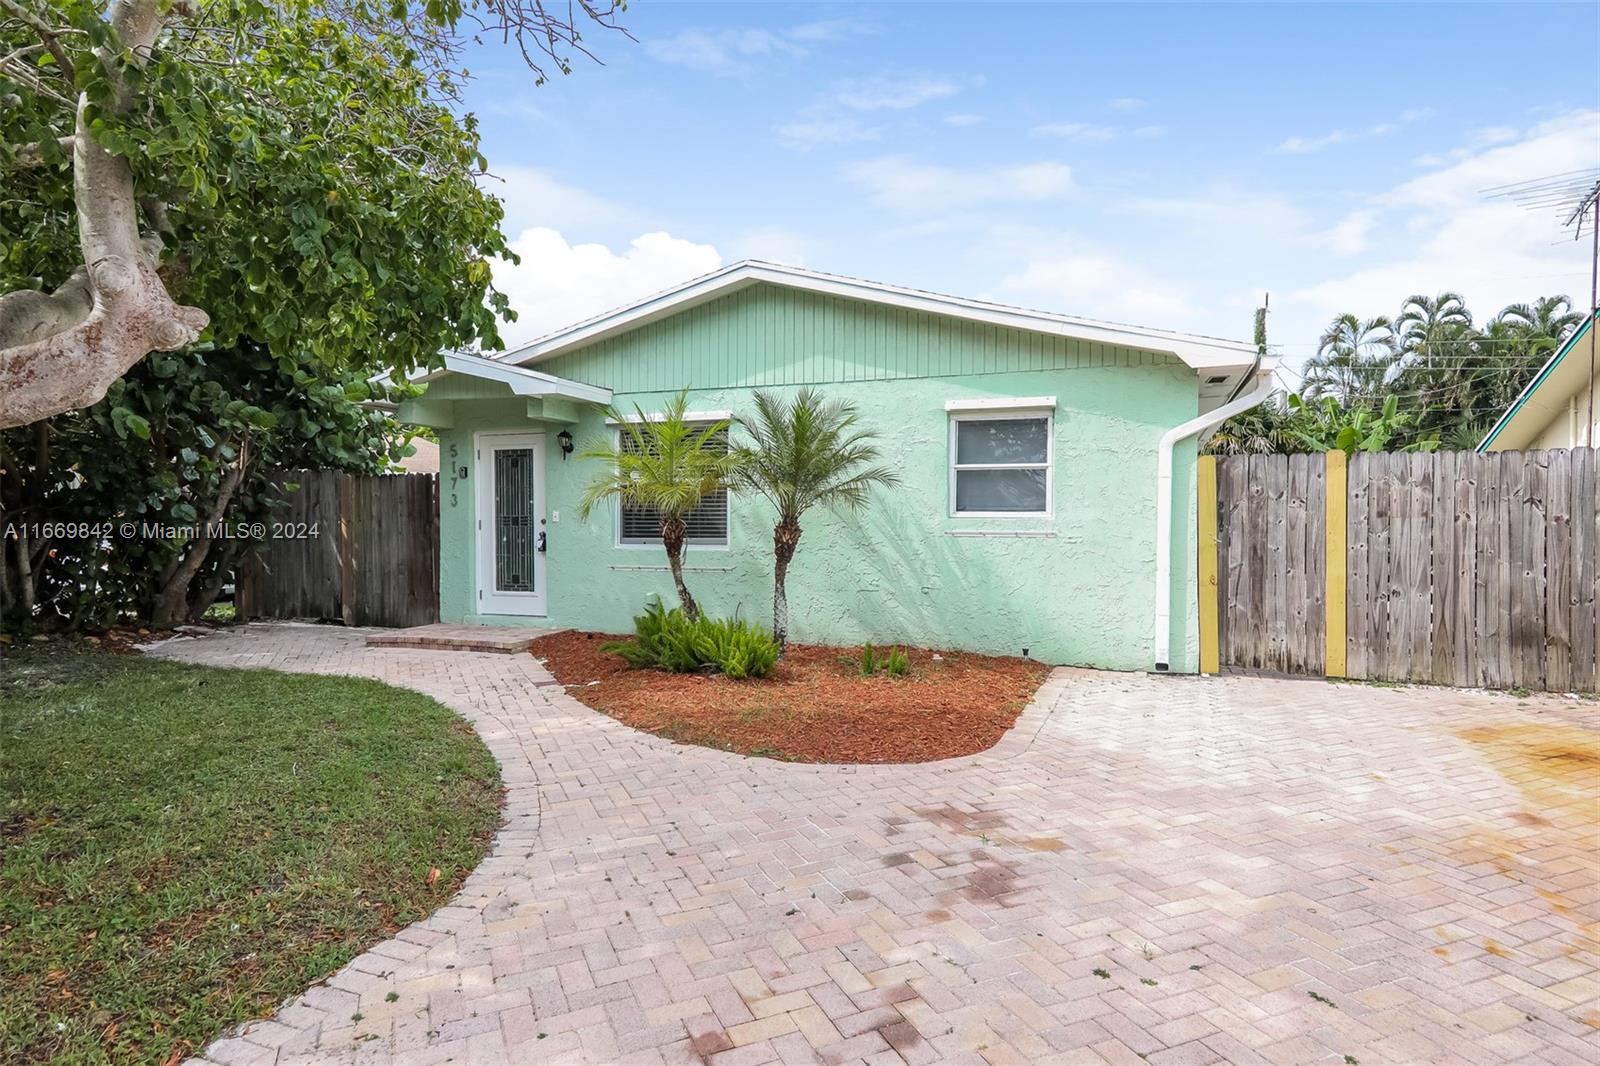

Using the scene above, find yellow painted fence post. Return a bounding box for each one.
[1324,450,1348,677]
[1197,455,1220,674]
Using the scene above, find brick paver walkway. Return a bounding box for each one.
[153,624,1600,1066]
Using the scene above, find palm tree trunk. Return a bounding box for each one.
[772,519,802,648]
[660,515,699,621]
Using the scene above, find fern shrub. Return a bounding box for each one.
[603,599,779,679]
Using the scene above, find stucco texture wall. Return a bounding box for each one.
[430,286,1203,672]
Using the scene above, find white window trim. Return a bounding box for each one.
[612,425,732,550]
[948,408,1055,519]
[944,396,1056,412]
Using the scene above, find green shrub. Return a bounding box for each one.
[854,641,909,678]
[604,599,778,679]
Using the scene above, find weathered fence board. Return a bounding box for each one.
[1216,453,1326,676]
[1212,449,1600,693]
[239,469,439,628]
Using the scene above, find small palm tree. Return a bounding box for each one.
[735,388,898,648]
[577,389,743,621]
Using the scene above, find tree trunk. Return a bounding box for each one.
[13,525,34,617]
[659,515,699,621]
[151,442,249,627]
[772,519,802,649]
[188,537,242,620]
[0,0,207,430]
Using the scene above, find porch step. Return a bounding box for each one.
[365,623,558,654]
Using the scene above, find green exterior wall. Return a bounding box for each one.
[429,285,1202,672]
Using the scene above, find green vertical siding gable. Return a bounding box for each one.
[535,283,1180,391]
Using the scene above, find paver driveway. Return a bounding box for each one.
[155,624,1600,1066]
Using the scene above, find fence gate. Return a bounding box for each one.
[1199,449,1600,693]
[237,469,440,628]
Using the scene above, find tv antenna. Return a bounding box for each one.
[1484,168,1600,445]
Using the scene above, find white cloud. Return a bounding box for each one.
[1032,122,1119,142]
[492,228,723,346]
[786,17,877,43]
[727,226,813,266]
[844,157,1073,212]
[1107,97,1146,112]
[646,18,874,74]
[1276,108,1435,154]
[945,113,984,127]
[777,116,879,149]
[832,75,962,111]
[1321,209,1377,256]
[1032,121,1166,142]
[780,74,976,150]
[1285,110,1599,327]
[645,27,803,73]
[997,253,1194,322]
[483,166,624,235]
[1413,124,1523,167]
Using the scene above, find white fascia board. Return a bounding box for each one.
[494,261,1257,372]
[409,352,612,405]
[945,396,1056,412]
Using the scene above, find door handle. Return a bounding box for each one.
[537,531,547,553]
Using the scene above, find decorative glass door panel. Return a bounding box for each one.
[476,433,546,615]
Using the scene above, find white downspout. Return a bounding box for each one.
[1153,369,1275,671]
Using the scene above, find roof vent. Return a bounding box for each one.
[1205,374,1229,385]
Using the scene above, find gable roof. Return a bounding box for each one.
[1478,315,1596,451]
[494,260,1259,374]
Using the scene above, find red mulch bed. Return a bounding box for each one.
[529,631,1050,764]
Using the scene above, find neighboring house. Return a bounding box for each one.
[396,437,440,474]
[1479,315,1599,452]
[400,262,1270,672]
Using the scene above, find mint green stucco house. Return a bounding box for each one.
[400,262,1271,673]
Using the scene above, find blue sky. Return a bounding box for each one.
[460,2,1600,382]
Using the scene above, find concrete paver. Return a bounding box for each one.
[154,624,1600,1066]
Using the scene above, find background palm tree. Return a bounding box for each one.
[1210,292,1583,456]
[1302,314,1397,407]
[735,388,899,648]
[577,389,744,621]
[1395,292,1472,361]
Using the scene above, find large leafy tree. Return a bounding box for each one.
[734,388,898,648]
[576,391,746,622]
[0,0,624,427]
[1,343,410,626]
[2,0,626,626]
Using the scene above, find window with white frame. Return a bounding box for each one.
[949,410,1053,516]
[616,424,730,546]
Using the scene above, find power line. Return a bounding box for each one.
[1484,168,1600,444]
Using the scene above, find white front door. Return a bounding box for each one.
[476,432,547,616]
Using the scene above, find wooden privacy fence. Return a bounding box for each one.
[237,469,440,628]
[1198,449,1600,693]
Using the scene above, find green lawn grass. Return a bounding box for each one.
[0,645,502,1064]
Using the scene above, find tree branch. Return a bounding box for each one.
[0,0,209,430]
[0,0,77,82]
[12,134,74,167]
